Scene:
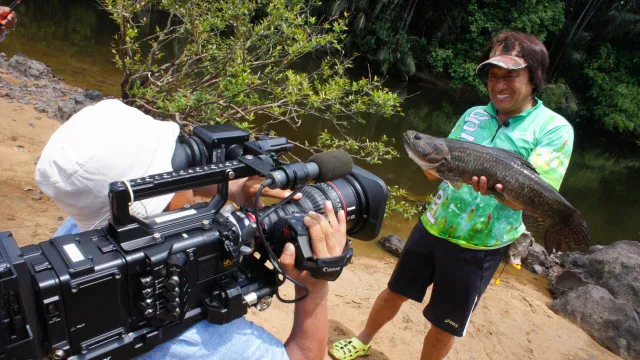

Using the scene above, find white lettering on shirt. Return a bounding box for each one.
[460,109,489,143]
[426,189,445,224]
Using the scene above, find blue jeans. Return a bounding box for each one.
[55,218,289,360]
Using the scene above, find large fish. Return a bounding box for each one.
[402,130,590,253]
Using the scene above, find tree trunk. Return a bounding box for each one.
[550,0,600,80]
[403,0,418,32]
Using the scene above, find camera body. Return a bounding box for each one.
[0,125,388,360]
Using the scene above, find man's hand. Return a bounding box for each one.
[471,176,524,211]
[282,200,347,360]
[0,7,17,30]
[193,175,303,209]
[229,176,303,208]
[279,200,347,287]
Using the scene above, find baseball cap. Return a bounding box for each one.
[476,41,528,73]
[35,99,180,231]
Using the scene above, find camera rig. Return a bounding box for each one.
[0,124,388,360]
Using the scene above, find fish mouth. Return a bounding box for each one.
[402,131,413,145]
[402,130,416,146]
[402,131,421,157]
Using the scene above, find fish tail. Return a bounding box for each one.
[544,211,591,253]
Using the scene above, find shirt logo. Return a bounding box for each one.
[445,319,459,328]
[512,129,534,142]
[459,109,489,142]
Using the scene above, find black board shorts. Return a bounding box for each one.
[387,221,507,337]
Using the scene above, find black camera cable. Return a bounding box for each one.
[254,183,310,304]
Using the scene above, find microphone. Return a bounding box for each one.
[503,120,511,127]
[265,150,353,190]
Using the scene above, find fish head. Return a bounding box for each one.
[402,130,448,171]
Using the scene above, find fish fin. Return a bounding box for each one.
[449,181,463,190]
[491,147,539,175]
[522,211,547,242]
[543,211,591,253]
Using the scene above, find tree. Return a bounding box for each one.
[100,0,402,164]
[425,0,566,92]
[546,0,640,138]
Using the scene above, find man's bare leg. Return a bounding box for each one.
[421,325,455,360]
[356,288,408,344]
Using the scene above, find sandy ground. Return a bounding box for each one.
[0,92,620,359]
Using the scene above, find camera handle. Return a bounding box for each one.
[106,158,272,250]
[269,215,353,281]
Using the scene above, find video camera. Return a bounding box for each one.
[0,124,388,360]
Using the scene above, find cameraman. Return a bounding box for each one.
[35,99,348,360]
[0,6,17,42]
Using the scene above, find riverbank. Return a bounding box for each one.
[0,53,620,359]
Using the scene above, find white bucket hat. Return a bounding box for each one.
[35,99,180,231]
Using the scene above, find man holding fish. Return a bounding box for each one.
[331,31,585,360]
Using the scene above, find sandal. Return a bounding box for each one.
[329,337,371,360]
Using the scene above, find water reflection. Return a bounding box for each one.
[1,1,638,258]
[1,0,121,96]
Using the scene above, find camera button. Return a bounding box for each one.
[164,311,179,322]
[165,290,179,302]
[166,301,180,312]
[165,276,180,291]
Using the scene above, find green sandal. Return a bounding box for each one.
[329,337,371,360]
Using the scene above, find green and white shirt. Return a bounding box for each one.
[420,99,574,249]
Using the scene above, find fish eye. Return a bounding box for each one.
[414,133,422,140]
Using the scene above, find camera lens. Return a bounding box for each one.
[229,166,387,242]
[258,174,367,237]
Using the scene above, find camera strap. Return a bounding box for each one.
[298,240,353,281]
[269,214,353,281]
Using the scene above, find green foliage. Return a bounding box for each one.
[319,0,417,77]
[316,131,398,164]
[584,46,640,135]
[542,0,640,140]
[539,81,578,121]
[385,186,429,219]
[101,0,402,164]
[428,0,565,92]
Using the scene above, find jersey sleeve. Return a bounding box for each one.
[527,124,574,190]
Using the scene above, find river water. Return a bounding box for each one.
[2,0,638,258]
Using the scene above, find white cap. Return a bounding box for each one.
[35,99,180,231]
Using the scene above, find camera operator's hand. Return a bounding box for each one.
[227,175,303,209]
[192,176,302,209]
[282,200,347,360]
[279,200,347,287]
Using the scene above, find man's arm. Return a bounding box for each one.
[284,278,329,360]
[526,124,574,191]
[193,175,302,207]
[281,201,347,360]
